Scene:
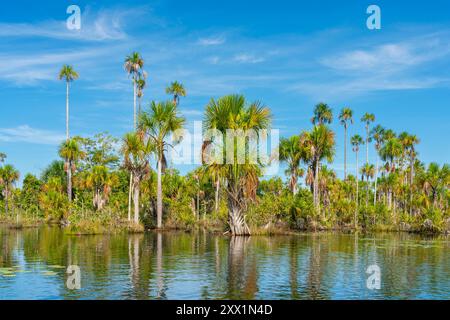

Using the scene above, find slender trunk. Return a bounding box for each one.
[157,156,163,229]
[409,155,414,216]
[355,152,359,228]
[133,79,137,130]
[292,175,298,196]
[67,161,72,202]
[133,178,140,224]
[366,126,369,164]
[314,160,319,209]
[196,190,200,221]
[4,186,8,215]
[66,81,70,141]
[344,125,347,180]
[374,155,379,206]
[215,178,220,212]
[128,173,133,221]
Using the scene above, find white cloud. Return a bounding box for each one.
[0,7,147,41]
[233,53,265,64]
[0,125,65,145]
[198,36,226,46]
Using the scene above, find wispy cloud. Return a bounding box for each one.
[233,53,265,64]
[0,125,65,145]
[197,36,226,46]
[0,6,148,41]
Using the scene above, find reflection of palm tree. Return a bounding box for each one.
[226,236,250,298]
[289,237,299,299]
[156,232,166,299]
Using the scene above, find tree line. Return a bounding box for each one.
[0,52,449,235]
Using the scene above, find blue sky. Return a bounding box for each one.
[0,0,449,181]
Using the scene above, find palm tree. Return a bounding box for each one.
[80,165,118,211]
[361,163,375,206]
[139,101,185,229]
[418,163,450,209]
[399,133,420,215]
[380,137,403,210]
[279,135,306,195]
[59,138,85,202]
[351,134,363,228]
[0,164,19,215]
[203,94,271,235]
[122,131,153,223]
[339,107,353,180]
[136,75,147,116]
[0,152,6,164]
[124,52,145,221]
[165,81,186,106]
[58,65,79,140]
[124,52,145,130]
[370,125,385,205]
[311,103,333,125]
[299,125,335,214]
[361,113,375,164]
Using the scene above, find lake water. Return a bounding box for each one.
[0,226,449,300]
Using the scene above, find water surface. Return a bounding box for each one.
[0,226,449,299]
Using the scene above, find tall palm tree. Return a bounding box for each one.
[379,137,403,210]
[311,103,333,125]
[370,125,385,205]
[59,138,85,202]
[139,101,185,229]
[299,125,335,214]
[58,65,79,141]
[122,131,153,223]
[351,134,363,228]
[124,52,145,221]
[124,52,145,130]
[339,107,353,180]
[399,132,420,215]
[165,81,186,106]
[0,164,19,215]
[203,94,271,235]
[279,135,307,195]
[361,113,375,164]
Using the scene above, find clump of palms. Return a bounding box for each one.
[59,138,85,203]
[139,101,185,228]
[370,125,385,205]
[300,125,335,215]
[58,65,79,140]
[279,135,306,195]
[122,131,153,223]
[203,94,271,235]
[0,164,20,215]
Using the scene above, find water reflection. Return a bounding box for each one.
[0,226,449,300]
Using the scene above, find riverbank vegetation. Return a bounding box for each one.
[0,52,449,235]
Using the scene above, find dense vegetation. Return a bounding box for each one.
[0,52,449,235]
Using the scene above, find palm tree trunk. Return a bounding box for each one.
[133,178,140,223]
[157,156,163,229]
[344,126,347,180]
[128,173,133,221]
[67,161,72,202]
[409,155,414,216]
[133,79,137,130]
[4,186,8,215]
[215,178,220,212]
[66,81,70,140]
[374,155,379,206]
[227,184,250,236]
[366,127,369,164]
[355,152,359,228]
